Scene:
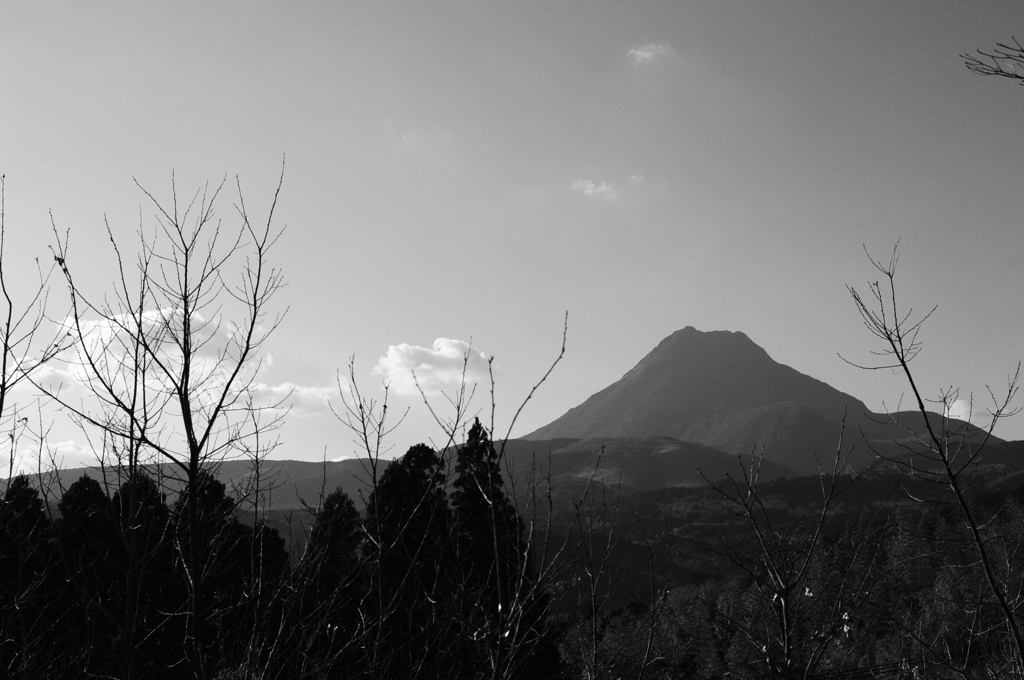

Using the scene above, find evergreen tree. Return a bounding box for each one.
[307,488,361,578]
[451,419,551,678]
[170,470,247,674]
[296,488,363,675]
[56,475,120,676]
[0,475,59,678]
[110,471,181,678]
[364,443,452,678]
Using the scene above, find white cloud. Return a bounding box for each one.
[37,308,272,415]
[374,338,490,397]
[947,398,990,429]
[248,382,340,418]
[571,179,618,200]
[628,42,674,66]
[7,439,98,476]
[947,398,970,422]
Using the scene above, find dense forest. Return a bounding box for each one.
[5,419,1024,678]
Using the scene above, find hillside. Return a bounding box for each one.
[526,327,997,474]
[498,436,792,495]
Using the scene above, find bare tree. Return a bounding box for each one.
[963,37,1024,85]
[0,176,67,484]
[42,168,287,680]
[0,176,73,679]
[318,317,589,680]
[563,476,623,680]
[688,428,883,679]
[846,242,1023,674]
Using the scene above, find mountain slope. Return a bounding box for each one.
[498,436,793,495]
[528,328,866,441]
[525,327,995,474]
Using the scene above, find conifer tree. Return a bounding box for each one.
[451,418,540,678]
[363,443,452,678]
[296,487,363,675]
[109,471,179,677]
[56,475,119,675]
[0,475,58,678]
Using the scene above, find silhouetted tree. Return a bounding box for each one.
[964,37,1024,85]
[288,487,364,676]
[171,470,246,672]
[0,176,68,675]
[108,471,180,678]
[363,443,453,678]
[452,419,551,679]
[847,243,1024,674]
[308,487,361,578]
[55,475,119,675]
[0,475,59,678]
[47,168,287,680]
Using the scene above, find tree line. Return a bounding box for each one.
[1,418,567,679]
[8,427,1024,679]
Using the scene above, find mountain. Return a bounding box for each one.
[525,327,998,474]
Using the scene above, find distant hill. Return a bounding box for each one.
[36,434,792,514]
[525,327,999,474]
[36,458,376,512]
[497,436,793,495]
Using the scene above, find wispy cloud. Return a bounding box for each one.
[571,179,617,200]
[8,439,98,476]
[383,122,457,160]
[249,382,340,418]
[374,338,490,397]
[41,308,271,401]
[396,127,452,155]
[628,42,674,67]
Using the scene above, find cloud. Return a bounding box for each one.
[36,308,273,415]
[396,128,452,155]
[571,179,617,200]
[383,123,457,161]
[628,42,674,67]
[6,439,98,476]
[248,382,340,418]
[947,398,990,429]
[374,338,490,397]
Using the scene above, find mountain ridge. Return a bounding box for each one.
[525,326,996,473]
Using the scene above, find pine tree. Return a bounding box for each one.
[297,487,363,675]
[363,443,452,678]
[0,475,59,678]
[110,471,180,677]
[56,475,120,675]
[451,419,541,678]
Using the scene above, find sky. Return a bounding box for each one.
[1,1,1023,471]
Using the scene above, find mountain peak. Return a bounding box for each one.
[622,327,767,382]
[525,327,871,472]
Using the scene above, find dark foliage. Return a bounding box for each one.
[9,451,1024,678]
[362,442,453,678]
[0,475,58,678]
